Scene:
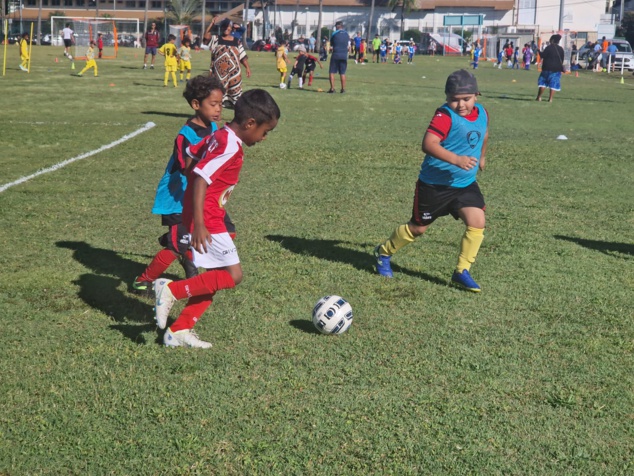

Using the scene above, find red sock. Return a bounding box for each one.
[138,249,177,282]
[168,269,235,300]
[170,295,213,332]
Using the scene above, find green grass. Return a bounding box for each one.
[0,46,633,475]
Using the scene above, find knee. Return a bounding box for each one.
[407,223,427,237]
[229,268,243,286]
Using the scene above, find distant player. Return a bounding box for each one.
[287,45,308,89]
[153,90,280,348]
[302,52,323,87]
[407,42,415,64]
[470,43,482,69]
[18,32,29,72]
[132,76,227,295]
[77,40,98,77]
[276,39,290,88]
[158,34,179,87]
[374,70,489,292]
[143,22,160,69]
[178,37,193,82]
[379,41,387,63]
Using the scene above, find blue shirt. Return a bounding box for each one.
[152,121,218,215]
[419,104,488,188]
[330,29,350,60]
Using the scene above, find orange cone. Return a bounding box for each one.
[55,57,59,63]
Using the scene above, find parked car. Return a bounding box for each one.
[1,33,20,44]
[40,34,52,45]
[578,38,633,71]
[251,39,276,52]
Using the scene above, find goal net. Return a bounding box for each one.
[169,25,193,49]
[50,17,140,60]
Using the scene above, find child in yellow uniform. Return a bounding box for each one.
[178,37,192,82]
[276,40,289,88]
[77,41,98,77]
[159,34,178,87]
[18,32,29,72]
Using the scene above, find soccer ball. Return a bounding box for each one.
[312,295,353,335]
[68,55,73,61]
[279,82,287,89]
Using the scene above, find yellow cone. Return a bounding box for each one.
[620,76,625,84]
[71,62,75,70]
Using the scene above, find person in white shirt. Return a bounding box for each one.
[61,23,74,58]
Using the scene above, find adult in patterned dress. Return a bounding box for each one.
[203,17,251,109]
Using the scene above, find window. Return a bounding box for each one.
[64,0,72,5]
[297,26,306,36]
[126,0,135,6]
[51,0,60,6]
[26,0,35,5]
[76,0,84,5]
[151,0,161,7]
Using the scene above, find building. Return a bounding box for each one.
[3,0,623,42]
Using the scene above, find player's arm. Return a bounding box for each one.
[479,131,489,171]
[422,132,476,171]
[158,45,165,56]
[190,175,211,254]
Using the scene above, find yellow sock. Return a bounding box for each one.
[164,71,169,85]
[186,72,191,80]
[456,227,484,272]
[379,224,415,256]
[172,72,177,87]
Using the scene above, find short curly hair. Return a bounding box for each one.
[183,75,225,106]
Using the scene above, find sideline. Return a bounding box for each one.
[0,121,156,193]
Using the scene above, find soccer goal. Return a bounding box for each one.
[169,25,193,49]
[50,16,140,60]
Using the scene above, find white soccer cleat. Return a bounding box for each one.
[164,328,212,349]
[279,82,286,89]
[153,279,175,329]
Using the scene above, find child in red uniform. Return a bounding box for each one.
[97,33,103,58]
[153,89,280,348]
[132,76,226,294]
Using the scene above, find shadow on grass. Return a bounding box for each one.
[142,110,191,118]
[265,235,447,286]
[289,319,321,334]
[57,241,159,342]
[554,235,633,257]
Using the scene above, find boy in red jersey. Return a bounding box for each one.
[153,89,280,348]
[132,76,227,295]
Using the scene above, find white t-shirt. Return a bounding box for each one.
[62,27,73,40]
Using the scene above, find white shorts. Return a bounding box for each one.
[191,232,240,269]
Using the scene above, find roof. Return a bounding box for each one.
[252,0,514,9]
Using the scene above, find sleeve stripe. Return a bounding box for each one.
[194,138,239,185]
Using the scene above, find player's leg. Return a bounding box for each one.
[374,180,438,277]
[171,70,178,87]
[186,67,191,81]
[155,232,240,330]
[150,53,156,68]
[451,184,486,292]
[93,60,98,76]
[164,68,169,86]
[179,62,184,81]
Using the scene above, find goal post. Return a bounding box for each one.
[50,17,140,60]
[169,25,193,49]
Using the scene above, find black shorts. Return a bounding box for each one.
[64,39,72,48]
[305,63,316,73]
[411,180,485,226]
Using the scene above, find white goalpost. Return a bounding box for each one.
[50,16,140,60]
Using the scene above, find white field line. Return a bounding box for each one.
[0,122,156,194]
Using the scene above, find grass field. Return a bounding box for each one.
[1,45,633,475]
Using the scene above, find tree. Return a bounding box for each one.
[387,0,416,39]
[316,0,323,50]
[366,0,375,42]
[616,12,634,47]
[167,0,201,26]
[37,0,42,44]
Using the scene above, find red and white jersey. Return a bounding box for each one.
[183,126,244,234]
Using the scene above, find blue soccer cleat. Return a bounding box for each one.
[451,269,481,293]
[374,246,393,278]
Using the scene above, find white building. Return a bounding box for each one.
[248,0,612,42]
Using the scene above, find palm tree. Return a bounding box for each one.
[37,0,42,44]
[387,0,416,39]
[366,0,375,42]
[143,0,149,37]
[167,0,201,25]
[291,0,300,41]
[316,0,323,50]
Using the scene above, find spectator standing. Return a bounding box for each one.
[143,22,160,69]
[61,23,74,58]
[353,32,362,63]
[328,21,350,94]
[536,34,565,102]
[372,34,381,63]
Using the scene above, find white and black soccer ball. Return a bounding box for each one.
[68,55,73,61]
[312,295,353,335]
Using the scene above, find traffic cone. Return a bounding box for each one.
[71,62,75,70]
[620,76,625,84]
[55,57,58,63]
